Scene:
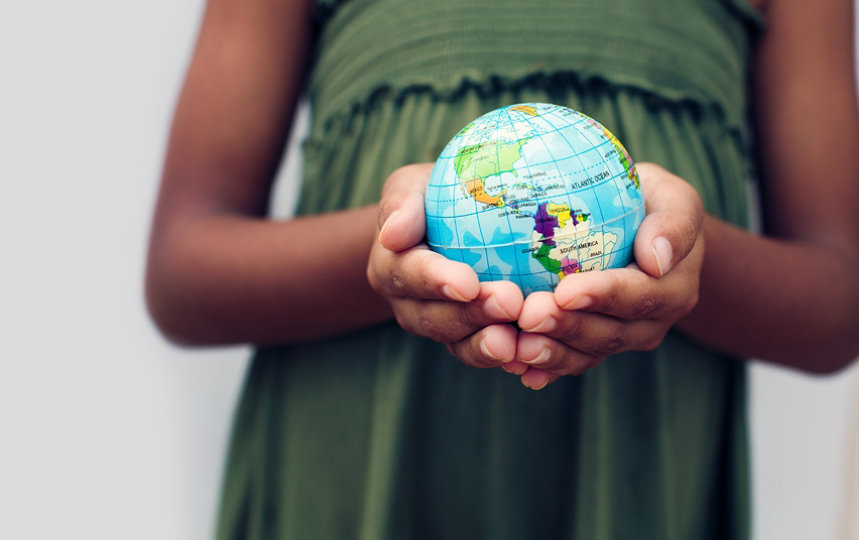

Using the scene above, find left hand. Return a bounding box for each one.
[513,163,706,389]
[367,164,526,371]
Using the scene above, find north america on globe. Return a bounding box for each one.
[425,103,645,295]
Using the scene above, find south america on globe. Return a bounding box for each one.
[425,103,645,296]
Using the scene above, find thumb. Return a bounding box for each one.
[377,163,434,252]
[632,163,704,277]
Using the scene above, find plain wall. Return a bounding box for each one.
[0,2,856,539]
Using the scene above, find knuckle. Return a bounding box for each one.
[677,214,699,247]
[458,303,481,330]
[558,315,583,343]
[630,293,662,319]
[592,328,627,356]
[388,268,409,297]
[602,272,625,310]
[418,313,447,342]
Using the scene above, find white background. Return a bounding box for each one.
[0,2,857,539]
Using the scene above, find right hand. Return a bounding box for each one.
[367,164,527,373]
[512,163,706,390]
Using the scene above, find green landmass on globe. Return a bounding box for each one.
[425,102,645,295]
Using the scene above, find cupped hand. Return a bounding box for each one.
[513,162,706,389]
[367,164,527,371]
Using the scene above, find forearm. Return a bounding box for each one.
[676,215,859,372]
[145,205,393,346]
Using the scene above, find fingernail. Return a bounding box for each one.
[524,316,556,333]
[525,347,551,365]
[651,237,673,276]
[442,284,469,302]
[480,338,501,362]
[563,295,592,311]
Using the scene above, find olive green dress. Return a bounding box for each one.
[216,1,764,538]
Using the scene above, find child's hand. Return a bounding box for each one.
[367,164,527,371]
[513,163,705,389]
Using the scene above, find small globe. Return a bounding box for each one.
[425,103,645,296]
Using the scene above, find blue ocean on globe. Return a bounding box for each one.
[425,102,645,296]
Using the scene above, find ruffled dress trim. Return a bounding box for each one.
[308,0,763,140]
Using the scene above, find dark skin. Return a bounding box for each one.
[147,0,859,389]
[146,0,390,344]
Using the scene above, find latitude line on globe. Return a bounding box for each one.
[542,107,609,271]
[527,105,591,282]
[576,114,632,270]
[600,140,634,270]
[495,105,539,283]
[466,107,500,280]
[444,149,466,267]
[432,154,457,263]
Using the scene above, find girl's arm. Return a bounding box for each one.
[674,0,859,372]
[146,0,394,345]
[506,0,858,387]
[147,0,516,350]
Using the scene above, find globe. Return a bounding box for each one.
[425,102,645,296]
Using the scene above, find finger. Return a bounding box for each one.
[378,163,435,252]
[517,291,561,334]
[519,368,559,390]
[372,246,480,302]
[524,308,670,357]
[520,293,615,352]
[501,359,530,376]
[554,267,695,321]
[392,281,523,343]
[634,163,704,277]
[478,280,525,321]
[447,323,519,369]
[515,332,602,376]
